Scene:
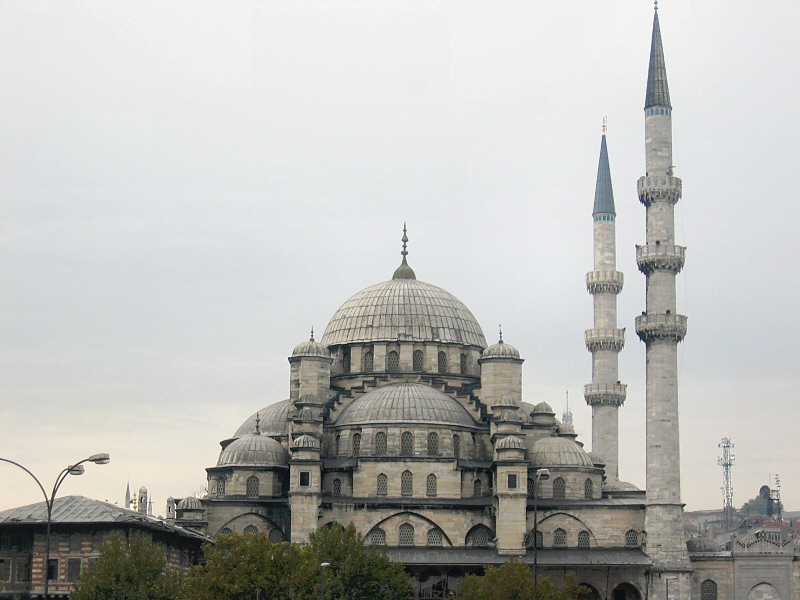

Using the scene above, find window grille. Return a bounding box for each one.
[554,528,567,547]
[333,478,341,495]
[700,580,718,600]
[377,473,388,496]
[528,478,535,498]
[426,474,437,497]
[398,524,414,546]
[427,529,443,546]
[584,478,593,499]
[246,476,259,498]
[578,531,590,548]
[269,529,284,543]
[342,351,351,374]
[401,471,413,496]
[453,434,460,457]
[375,432,387,455]
[66,558,81,582]
[460,353,467,375]
[69,534,82,553]
[401,431,414,456]
[427,432,439,455]
[387,351,399,372]
[219,528,233,536]
[243,525,258,534]
[352,433,361,456]
[363,350,373,373]
[474,479,482,497]
[413,350,424,371]
[625,530,639,547]
[369,528,386,546]
[217,478,226,496]
[535,531,543,548]
[437,351,447,373]
[469,527,489,547]
[553,477,566,499]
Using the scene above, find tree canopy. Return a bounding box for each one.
[454,561,590,600]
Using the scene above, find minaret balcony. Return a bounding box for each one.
[586,270,624,294]
[635,313,687,342]
[636,244,686,275]
[637,175,682,206]
[584,382,626,407]
[585,328,626,352]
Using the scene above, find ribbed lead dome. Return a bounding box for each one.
[234,400,292,438]
[530,436,594,468]
[321,278,487,348]
[335,382,477,428]
[218,434,289,467]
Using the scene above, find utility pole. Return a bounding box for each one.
[717,438,734,529]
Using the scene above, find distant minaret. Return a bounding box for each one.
[636,4,691,597]
[584,119,626,483]
[125,481,131,510]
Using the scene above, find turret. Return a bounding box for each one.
[288,434,322,544]
[479,328,523,416]
[137,486,148,516]
[289,329,332,402]
[493,435,528,555]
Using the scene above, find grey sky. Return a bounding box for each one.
[1,1,798,514]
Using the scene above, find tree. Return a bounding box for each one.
[454,561,589,600]
[185,525,412,600]
[70,531,185,600]
[741,485,782,517]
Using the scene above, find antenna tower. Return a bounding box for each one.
[717,437,735,529]
[770,474,782,521]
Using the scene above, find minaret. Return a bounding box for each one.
[584,120,626,483]
[636,4,691,597]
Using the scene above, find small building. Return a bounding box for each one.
[0,495,209,600]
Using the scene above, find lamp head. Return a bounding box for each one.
[67,465,85,476]
[89,453,111,465]
[536,468,550,481]
[320,562,331,568]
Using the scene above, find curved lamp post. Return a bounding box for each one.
[532,467,550,600]
[0,453,110,600]
[320,561,330,600]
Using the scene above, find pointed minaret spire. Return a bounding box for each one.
[125,481,131,510]
[392,223,417,279]
[593,120,615,216]
[645,2,671,109]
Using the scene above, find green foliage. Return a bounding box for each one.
[185,524,412,600]
[453,561,589,600]
[70,531,185,600]
[741,485,782,517]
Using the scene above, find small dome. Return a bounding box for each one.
[177,496,202,510]
[335,383,477,428]
[482,340,521,360]
[297,393,321,405]
[234,400,292,438]
[687,537,720,552]
[531,436,594,468]
[292,335,330,359]
[296,407,315,421]
[533,402,554,415]
[496,435,525,450]
[292,434,321,449]
[218,434,289,467]
[587,451,606,467]
[603,480,640,492]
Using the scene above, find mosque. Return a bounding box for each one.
[165,7,799,600]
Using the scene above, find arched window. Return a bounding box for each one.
[535,531,543,548]
[474,479,482,497]
[216,478,226,497]
[363,349,373,373]
[528,478,535,498]
[401,431,414,456]
[352,433,361,456]
[342,350,351,374]
[426,474,437,497]
[268,528,284,543]
[413,350,424,371]
[246,476,259,499]
[376,473,387,496]
[467,526,490,548]
[387,351,399,372]
[625,529,639,547]
[243,525,258,534]
[437,351,447,373]
[553,477,566,499]
[218,527,232,536]
[369,528,386,546]
[375,432,387,455]
[578,531,590,548]
[401,471,413,496]
[398,524,414,546]
[427,528,443,546]
[554,528,567,547]
[453,434,460,458]
[700,580,717,600]
[584,478,593,500]
[335,435,340,456]
[333,478,341,496]
[460,353,467,375]
[427,432,439,455]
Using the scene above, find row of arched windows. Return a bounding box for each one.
[527,476,594,500]
[373,472,439,497]
[528,528,638,548]
[213,476,263,498]
[337,431,463,457]
[345,348,470,375]
[369,526,484,547]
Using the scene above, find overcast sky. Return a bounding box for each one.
[1,1,798,515]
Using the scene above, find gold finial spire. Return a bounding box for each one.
[498,324,503,343]
[602,116,607,136]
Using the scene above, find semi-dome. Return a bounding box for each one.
[481,340,521,360]
[217,433,289,467]
[177,496,202,510]
[321,278,487,348]
[496,435,525,450]
[292,434,321,449]
[531,436,594,468]
[234,400,292,438]
[335,382,478,429]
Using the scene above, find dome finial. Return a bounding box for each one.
[255,411,261,435]
[310,326,315,342]
[498,324,503,344]
[654,0,658,11]
[392,223,417,279]
[602,116,607,136]
[402,222,409,258]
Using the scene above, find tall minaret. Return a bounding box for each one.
[584,120,626,483]
[636,5,691,598]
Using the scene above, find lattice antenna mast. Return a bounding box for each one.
[770,474,782,521]
[717,437,735,529]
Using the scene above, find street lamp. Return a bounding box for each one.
[532,468,550,600]
[320,561,330,600]
[665,575,678,600]
[0,453,110,600]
